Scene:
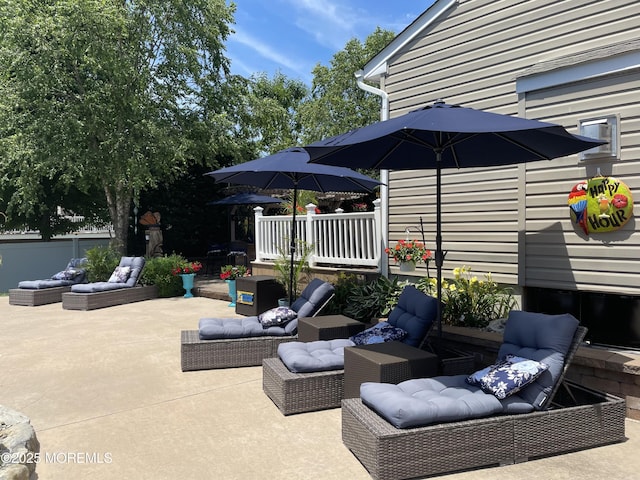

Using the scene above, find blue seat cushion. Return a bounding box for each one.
[387,286,438,347]
[71,282,130,293]
[18,279,74,289]
[361,376,507,428]
[290,279,335,318]
[277,339,354,373]
[198,317,291,340]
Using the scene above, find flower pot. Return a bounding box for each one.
[399,262,416,272]
[278,298,290,307]
[226,279,237,307]
[180,273,196,298]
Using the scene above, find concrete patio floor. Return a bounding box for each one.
[2,295,640,480]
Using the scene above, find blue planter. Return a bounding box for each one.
[226,279,237,307]
[180,273,196,298]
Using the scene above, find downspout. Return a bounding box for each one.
[355,70,389,278]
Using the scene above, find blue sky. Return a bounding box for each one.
[226,0,436,84]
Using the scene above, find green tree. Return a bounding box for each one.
[0,0,242,251]
[240,71,308,155]
[298,27,396,144]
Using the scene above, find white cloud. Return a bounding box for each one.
[230,28,312,79]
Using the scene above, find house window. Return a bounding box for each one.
[578,115,619,161]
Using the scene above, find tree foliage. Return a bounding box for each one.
[0,0,243,250]
[298,27,396,144]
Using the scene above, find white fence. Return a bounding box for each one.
[254,199,382,269]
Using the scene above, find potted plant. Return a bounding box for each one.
[385,239,432,272]
[219,265,251,307]
[172,260,202,298]
[272,239,312,306]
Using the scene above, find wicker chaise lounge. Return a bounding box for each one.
[181,279,335,371]
[341,311,626,480]
[62,256,156,311]
[262,286,438,415]
[9,258,88,306]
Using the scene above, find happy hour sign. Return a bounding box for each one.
[568,176,633,235]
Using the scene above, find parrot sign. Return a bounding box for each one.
[568,176,633,235]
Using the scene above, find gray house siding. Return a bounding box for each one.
[377,0,640,294]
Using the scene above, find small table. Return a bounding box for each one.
[297,315,366,342]
[235,276,285,316]
[343,341,438,399]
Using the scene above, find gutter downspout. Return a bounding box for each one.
[355,70,389,278]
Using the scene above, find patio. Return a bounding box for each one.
[2,295,640,479]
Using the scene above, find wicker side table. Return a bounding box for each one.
[297,314,366,342]
[344,341,438,399]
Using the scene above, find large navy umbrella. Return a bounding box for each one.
[206,147,381,305]
[208,192,284,206]
[306,100,605,335]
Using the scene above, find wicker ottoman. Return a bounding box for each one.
[343,341,439,399]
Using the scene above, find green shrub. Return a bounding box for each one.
[321,272,369,316]
[343,275,408,323]
[84,246,120,282]
[140,254,187,297]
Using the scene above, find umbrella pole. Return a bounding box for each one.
[289,185,298,306]
[436,153,443,338]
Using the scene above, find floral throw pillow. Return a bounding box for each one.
[108,266,131,284]
[349,321,408,346]
[259,307,298,328]
[466,354,548,400]
[51,268,82,281]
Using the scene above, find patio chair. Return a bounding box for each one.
[9,257,88,306]
[341,311,626,480]
[61,256,156,310]
[180,278,335,371]
[262,285,438,415]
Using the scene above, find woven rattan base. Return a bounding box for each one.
[342,381,625,480]
[61,285,157,311]
[262,357,344,415]
[181,330,297,371]
[9,286,71,306]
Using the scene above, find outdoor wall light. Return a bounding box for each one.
[578,115,619,161]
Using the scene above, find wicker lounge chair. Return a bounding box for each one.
[62,256,156,311]
[341,311,626,480]
[9,258,88,306]
[262,286,439,415]
[181,279,335,371]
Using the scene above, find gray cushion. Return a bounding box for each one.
[359,310,580,428]
[18,279,73,289]
[69,256,145,293]
[17,257,88,289]
[277,339,354,373]
[71,282,130,293]
[198,317,290,340]
[360,376,506,428]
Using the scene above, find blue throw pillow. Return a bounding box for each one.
[259,307,297,328]
[349,321,408,345]
[466,354,548,400]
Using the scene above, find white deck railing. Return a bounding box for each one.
[254,199,382,269]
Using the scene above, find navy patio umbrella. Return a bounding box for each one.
[206,147,382,305]
[207,192,284,206]
[306,100,605,335]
